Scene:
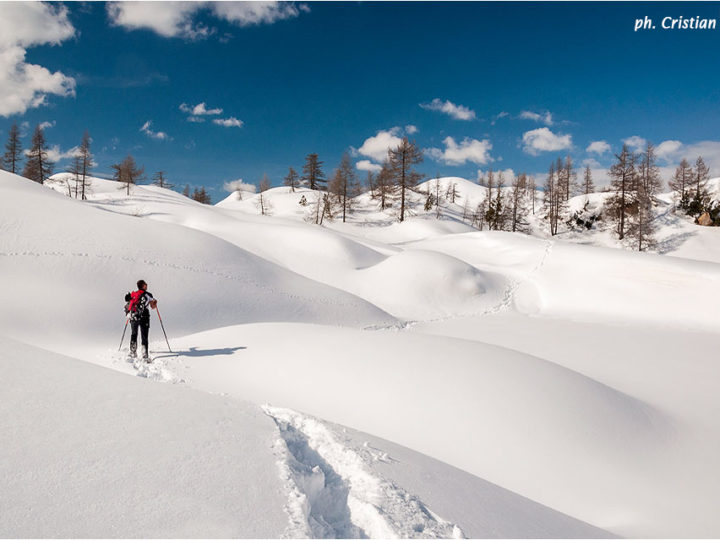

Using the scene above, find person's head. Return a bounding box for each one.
[137,279,147,291]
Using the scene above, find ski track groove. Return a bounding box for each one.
[263,406,465,540]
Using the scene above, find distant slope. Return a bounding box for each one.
[0,171,394,354]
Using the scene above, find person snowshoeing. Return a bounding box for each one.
[124,279,158,361]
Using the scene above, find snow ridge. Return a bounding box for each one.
[263,406,465,539]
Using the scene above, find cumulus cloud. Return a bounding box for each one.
[427,136,493,166]
[39,120,56,130]
[420,98,476,121]
[623,135,647,153]
[26,144,81,163]
[180,101,223,116]
[107,1,306,39]
[519,110,553,126]
[477,167,515,184]
[582,157,603,169]
[655,140,683,161]
[522,127,572,156]
[213,117,244,128]
[586,140,611,155]
[356,160,382,173]
[357,127,403,164]
[0,3,76,117]
[140,120,171,140]
[405,124,418,135]
[224,178,257,194]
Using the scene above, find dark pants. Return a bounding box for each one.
[130,320,149,356]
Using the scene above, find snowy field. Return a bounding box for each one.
[2,169,719,538]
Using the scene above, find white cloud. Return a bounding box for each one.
[180,101,223,115]
[107,1,305,39]
[676,141,720,176]
[582,157,603,168]
[224,179,257,194]
[356,160,382,173]
[187,116,205,123]
[477,168,515,184]
[586,140,611,155]
[623,135,647,153]
[522,127,572,156]
[405,124,418,135]
[107,2,211,39]
[26,144,81,163]
[357,127,403,164]
[427,136,493,166]
[655,140,683,161]
[212,117,244,128]
[140,120,171,140]
[519,110,553,126]
[491,111,509,125]
[420,98,476,121]
[211,2,305,26]
[0,3,76,117]
[39,120,56,130]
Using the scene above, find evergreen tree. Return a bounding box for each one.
[626,181,657,251]
[152,171,173,189]
[583,165,595,196]
[608,144,636,241]
[669,158,694,211]
[67,154,82,198]
[22,125,53,184]
[79,131,93,200]
[2,123,23,174]
[637,142,662,199]
[527,175,538,215]
[687,156,711,216]
[543,161,566,236]
[257,174,271,215]
[563,155,577,200]
[112,155,145,196]
[283,166,300,192]
[328,152,359,222]
[191,186,212,204]
[489,171,508,230]
[375,160,395,210]
[510,173,530,233]
[301,153,326,190]
[388,137,423,222]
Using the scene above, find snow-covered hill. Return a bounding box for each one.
[2,168,720,537]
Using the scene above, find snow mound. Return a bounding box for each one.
[354,250,501,319]
[0,171,394,354]
[0,335,288,538]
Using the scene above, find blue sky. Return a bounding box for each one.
[3,1,720,199]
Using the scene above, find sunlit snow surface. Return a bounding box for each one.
[1,170,719,537]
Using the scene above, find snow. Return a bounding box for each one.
[3,168,720,537]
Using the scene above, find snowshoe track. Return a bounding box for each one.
[263,406,465,539]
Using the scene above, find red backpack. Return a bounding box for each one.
[126,290,146,318]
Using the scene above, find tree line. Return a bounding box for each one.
[266,137,424,223]
[0,123,212,204]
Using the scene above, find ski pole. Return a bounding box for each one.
[118,317,129,352]
[155,307,173,352]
